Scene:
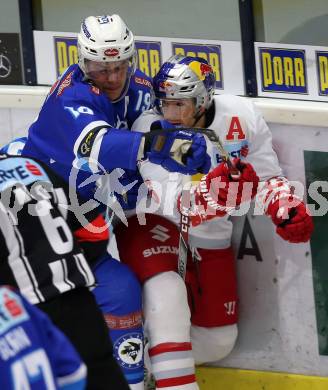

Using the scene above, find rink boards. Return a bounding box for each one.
[0,89,328,388]
[196,367,328,389]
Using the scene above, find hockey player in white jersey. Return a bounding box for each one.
[115,55,314,390]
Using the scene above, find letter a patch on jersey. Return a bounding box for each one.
[226,116,245,141]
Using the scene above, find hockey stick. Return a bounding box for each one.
[146,127,239,279]
[147,127,240,179]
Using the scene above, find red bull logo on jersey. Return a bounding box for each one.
[316,51,328,96]
[259,47,308,94]
[172,43,223,89]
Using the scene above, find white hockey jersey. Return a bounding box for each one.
[132,94,282,249]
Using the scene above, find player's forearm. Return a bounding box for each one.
[98,129,144,171]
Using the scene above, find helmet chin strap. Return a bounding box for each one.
[191,108,205,127]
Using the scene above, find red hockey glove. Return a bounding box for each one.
[179,159,259,226]
[266,195,314,243]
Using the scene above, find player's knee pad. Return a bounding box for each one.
[191,323,238,364]
[143,271,191,345]
[92,254,144,386]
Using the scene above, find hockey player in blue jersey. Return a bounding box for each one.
[0,154,130,390]
[18,14,210,390]
[22,14,208,200]
[0,286,86,390]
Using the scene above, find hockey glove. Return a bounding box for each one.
[266,195,314,243]
[150,119,173,130]
[180,159,259,226]
[145,128,211,175]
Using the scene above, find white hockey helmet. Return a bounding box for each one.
[77,14,136,73]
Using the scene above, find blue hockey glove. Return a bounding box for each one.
[145,128,211,175]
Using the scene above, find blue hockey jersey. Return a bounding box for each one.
[0,286,86,390]
[22,64,152,200]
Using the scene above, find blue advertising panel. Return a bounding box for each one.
[316,51,328,96]
[53,36,162,79]
[171,42,223,89]
[259,47,307,94]
[135,41,162,78]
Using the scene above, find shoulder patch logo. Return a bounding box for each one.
[57,71,74,97]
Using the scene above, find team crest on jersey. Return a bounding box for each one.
[0,289,29,335]
[57,70,74,97]
[114,333,143,369]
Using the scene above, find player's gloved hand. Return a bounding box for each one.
[144,127,211,175]
[180,158,259,226]
[266,196,314,243]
